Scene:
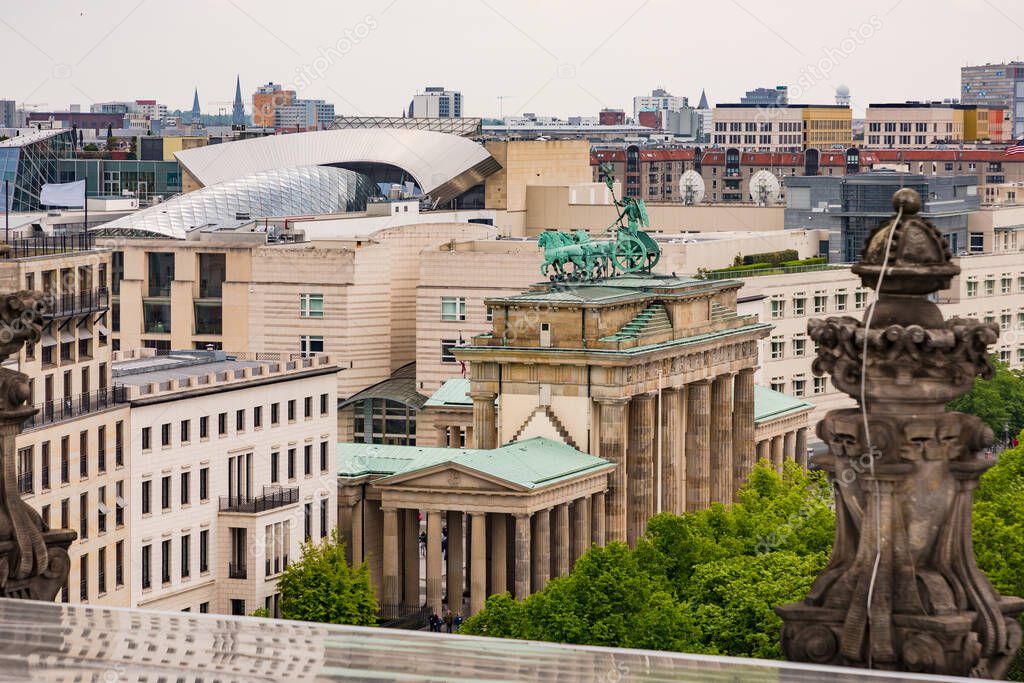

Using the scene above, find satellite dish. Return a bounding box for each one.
[749,170,782,206]
[679,169,705,205]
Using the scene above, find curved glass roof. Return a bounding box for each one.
[173,129,500,206]
[91,165,376,239]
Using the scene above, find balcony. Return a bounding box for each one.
[42,288,109,319]
[17,471,33,495]
[219,486,299,514]
[25,385,128,430]
[1,234,98,259]
[228,563,247,580]
[265,554,289,578]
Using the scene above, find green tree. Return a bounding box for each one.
[949,358,1024,440]
[278,530,377,626]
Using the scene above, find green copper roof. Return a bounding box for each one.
[337,436,612,490]
[424,378,472,407]
[754,385,813,423]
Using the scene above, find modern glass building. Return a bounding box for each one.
[0,130,76,211]
[58,159,182,202]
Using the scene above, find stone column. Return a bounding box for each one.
[595,397,629,543]
[783,431,796,465]
[469,512,487,614]
[426,510,443,616]
[660,387,685,515]
[350,500,364,566]
[402,508,420,610]
[711,374,734,505]
[771,435,784,471]
[685,380,712,511]
[591,491,606,546]
[757,439,770,462]
[553,503,570,578]
[795,427,809,469]
[627,393,655,546]
[514,513,531,600]
[731,368,756,494]
[571,496,591,566]
[382,507,400,619]
[531,508,550,592]
[489,512,507,595]
[446,511,463,611]
[436,426,449,448]
[470,392,497,450]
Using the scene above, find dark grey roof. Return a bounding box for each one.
[339,362,427,409]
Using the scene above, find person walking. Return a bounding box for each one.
[443,610,454,633]
[454,614,464,632]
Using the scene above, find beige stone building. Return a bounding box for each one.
[117,348,338,616]
[102,221,496,400]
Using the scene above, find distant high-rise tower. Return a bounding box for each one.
[191,88,201,123]
[232,76,245,126]
[697,89,709,110]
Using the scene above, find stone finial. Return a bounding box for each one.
[0,291,74,600]
[777,190,1024,678]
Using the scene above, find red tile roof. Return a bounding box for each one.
[741,152,804,166]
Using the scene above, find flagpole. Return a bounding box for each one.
[83,168,88,232]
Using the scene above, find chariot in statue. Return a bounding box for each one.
[538,164,660,281]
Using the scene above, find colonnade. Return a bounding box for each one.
[755,426,809,471]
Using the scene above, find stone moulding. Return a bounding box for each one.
[776,188,1024,678]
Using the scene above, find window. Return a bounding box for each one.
[299,293,324,318]
[320,393,329,416]
[254,406,263,428]
[271,403,280,425]
[320,442,328,472]
[985,279,995,296]
[160,423,170,447]
[303,396,312,419]
[231,599,246,616]
[813,294,827,314]
[60,498,69,529]
[180,420,190,443]
[199,530,209,573]
[115,481,124,527]
[181,535,190,579]
[792,297,805,316]
[161,476,171,511]
[441,296,466,321]
[1002,313,1012,330]
[813,376,827,394]
[1019,276,1024,293]
[320,498,328,539]
[200,602,209,613]
[299,335,324,357]
[855,290,868,309]
[161,539,171,584]
[97,426,106,473]
[1002,277,1012,294]
[79,493,88,540]
[41,505,50,528]
[199,416,209,439]
[793,378,806,397]
[97,547,106,595]
[770,338,784,359]
[304,503,312,542]
[1000,349,1011,363]
[834,292,847,311]
[770,378,785,393]
[770,299,785,319]
[115,421,124,467]
[485,306,493,323]
[304,444,312,476]
[199,467,209,501]
[16,446,32,495]
[116,540,124,587]
[141,427,151,451]
[793,338,806,357]
[236,409,245,432]
[181,472,190,505]
[80,554,88,601]
[287,448,296,480]
[967,280,978,297]
[141,545,151,589]
[41,442,50,490]
[271,452,280,483]
[79,431,88,479]
[97,486,106,534]
[441,339,458,363]
[287,400,296,422]
[61,436,69,484]
[218,412,227,436]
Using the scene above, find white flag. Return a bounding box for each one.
[40,180,86,208]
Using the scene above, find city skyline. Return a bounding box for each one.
[2,0,1022,120]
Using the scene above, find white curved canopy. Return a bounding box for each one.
[174,129,499,205]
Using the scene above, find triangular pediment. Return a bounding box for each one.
[377,462,528,492]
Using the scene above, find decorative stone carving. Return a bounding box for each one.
[777,189,1024,678]
[0,292,74,601]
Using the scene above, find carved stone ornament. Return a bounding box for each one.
[0,292,75,601]
[776,189,1024,678]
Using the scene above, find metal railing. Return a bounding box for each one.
[2,233,98,259]
[701,263,850,280]
[16,471,33,495]
[42,287,109,318]
[220,486,299,514]
[228,563,247,580]
[25,385,128,429]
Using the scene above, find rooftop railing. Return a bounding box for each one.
[701,263,852,280]
[2,233,99,259]
[24,385,127,430]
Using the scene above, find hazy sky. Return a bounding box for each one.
[1,0,1020,119]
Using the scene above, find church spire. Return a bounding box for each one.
[191,88,201,123]
[232,75,245,126]
[697,89,709,110]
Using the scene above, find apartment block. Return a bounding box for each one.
[119,349,338,616]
